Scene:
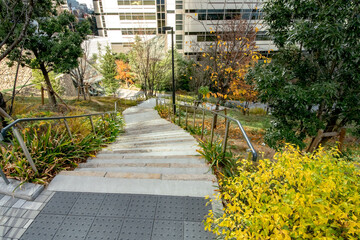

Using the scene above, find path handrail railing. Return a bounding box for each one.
[0,102,119,185]
[156,98,257,162]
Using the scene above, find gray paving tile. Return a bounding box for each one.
[85,217,123,240]
[42,191,80,215]
[20,193,215,240]
[0,206,9,215]
[155,196,187,220]
[69,193,105,216]
[21,201,43,211]
[184,197,211,222]
[97,194,131,218]
[12,199,26,209]
[125,195,157,219]
[53,215,94,240]
[184,221,214,240]
[151,220,183,240]
[0,216,9,225]
[0,196,11,207]
[19,214,65,240]
[3,208,27,218]
[4,227,27,239]
[3,217,30,228]
[118,218,153,240]
[22,210,40,219]
[0,225,11,237]
[2,197,19,208]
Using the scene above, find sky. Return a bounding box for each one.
[76,0,93,9]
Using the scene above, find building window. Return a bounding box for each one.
[176,14,182,20]
[118,0,155,5]
[156,0,166,34]
[122,28,157,35]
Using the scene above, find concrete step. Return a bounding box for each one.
[97,151,200,157]
[117,130,190,139]
[48,175,216,197]
[76,166,210,175]
[79,162,208,168]
[86,157,204,165]
[104,145,198,153]
[94,154,203,159]
[113,138,196,147]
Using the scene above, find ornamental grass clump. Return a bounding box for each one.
[0,114,123,184]
[205,145,360,239]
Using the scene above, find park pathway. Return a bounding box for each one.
[48,98,216,196]
[16,99,217,240]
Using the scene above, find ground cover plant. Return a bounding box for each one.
[204,145,360,239]
[0,96,137,184]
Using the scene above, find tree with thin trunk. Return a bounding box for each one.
[69,40,91,100]
[188,4,265,126]
[7,11,90,107]
[129,35,168,98]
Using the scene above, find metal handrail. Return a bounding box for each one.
[0,102,119,185]
[156,98,257,161]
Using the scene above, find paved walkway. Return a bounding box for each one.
[9,99,217,239]
[47,99,216,197]
[0,190,54,240]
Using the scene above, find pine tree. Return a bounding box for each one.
[100,46,118,97]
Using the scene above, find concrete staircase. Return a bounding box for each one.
[48,99,217,197]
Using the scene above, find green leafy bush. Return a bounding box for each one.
[205,145,360,239]
[249,107,267,115]
[0,114,123,184]
[197,140,238,178]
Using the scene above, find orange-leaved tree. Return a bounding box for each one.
[189,15,267,122]
[115,60,133,87]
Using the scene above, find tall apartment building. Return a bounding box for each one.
[93,0,275,54]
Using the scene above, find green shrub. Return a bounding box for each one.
[249,107,267,115]
[197,140,238,178]
[205,145,360,239]
[0,114,124,184]
[154,104,169,118]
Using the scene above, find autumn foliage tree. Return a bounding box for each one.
[115,60,133,87]
[189,15,265,122]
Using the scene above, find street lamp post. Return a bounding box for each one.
[163,26,176,115]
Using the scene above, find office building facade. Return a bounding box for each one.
[93,0,275,54]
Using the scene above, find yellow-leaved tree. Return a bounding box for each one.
[115,60,133,87]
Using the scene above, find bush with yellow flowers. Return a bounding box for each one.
[205,145,360,239]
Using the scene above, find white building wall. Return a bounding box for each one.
[93,0,274,54]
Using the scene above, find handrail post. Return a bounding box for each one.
[210,113,216,146]
[12,127,38,173]
[63,119,72,139]
[168,103,171,121]
[193,107,196,128]
[89,116,96,133]
[222,119,230,160]
[201,108,205,140]
[178,105,181,125]
[0,167,10,185]
[185,106,188,129]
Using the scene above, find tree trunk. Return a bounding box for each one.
[80,78,87,100]
[39,63,57,107]
[0,92,8,127]
[213,98,221,129]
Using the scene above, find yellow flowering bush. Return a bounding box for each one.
[205,145,360,239]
